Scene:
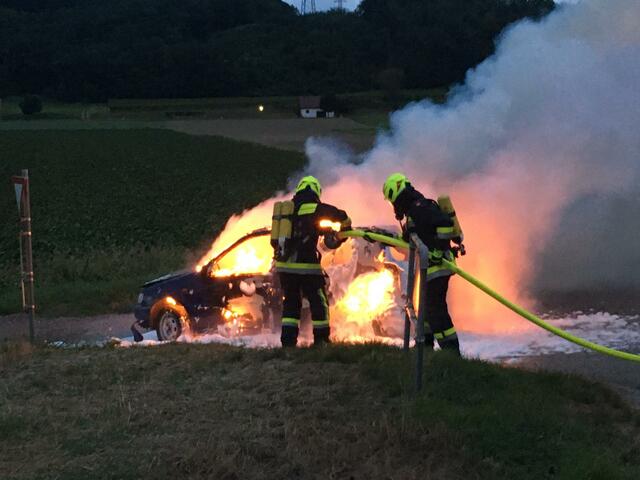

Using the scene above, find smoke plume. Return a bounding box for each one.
[208,0,640,332]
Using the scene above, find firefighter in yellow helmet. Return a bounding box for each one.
[274,176,351,347]
[382,173,461,355]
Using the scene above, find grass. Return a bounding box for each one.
[1,89,448,121]
[0,343,638,479]
[0,98,110,120]
[0,129,305,315]
[0,88,446,316]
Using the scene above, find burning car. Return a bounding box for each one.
[132,227,407,342]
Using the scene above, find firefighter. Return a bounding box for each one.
[273,176,351,347]
[382,173,461,355]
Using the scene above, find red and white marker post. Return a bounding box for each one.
[11,170,36,343]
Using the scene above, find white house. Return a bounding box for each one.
[299,96,334,118]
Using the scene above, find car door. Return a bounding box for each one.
[205,232,276,333]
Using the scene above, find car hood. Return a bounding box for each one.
[142,270,198,289]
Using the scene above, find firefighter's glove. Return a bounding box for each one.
[324,233,345,250]
[429,251,444,266]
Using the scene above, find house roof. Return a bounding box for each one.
[299,96,322,109]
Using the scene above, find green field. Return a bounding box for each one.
[1,343,638,480]
[0,129,305,316]
[1,89,447,122]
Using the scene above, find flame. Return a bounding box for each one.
[208,235,273,277]
[319,219,341,232]
[336,269,396,326]
[192,174,534,338]
[196,198,279,271]
[165,296,177,306]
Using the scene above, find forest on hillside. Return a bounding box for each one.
[0,0,554,101]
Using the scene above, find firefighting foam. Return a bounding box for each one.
[195,0,640,340]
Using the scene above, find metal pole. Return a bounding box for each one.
[403,245,416,351]
[415,265,428,392]
[21,169,36,343]
[412,234,432,392]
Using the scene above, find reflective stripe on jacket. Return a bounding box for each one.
[426,249,456,281]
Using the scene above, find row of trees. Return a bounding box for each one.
[0,0,554,101]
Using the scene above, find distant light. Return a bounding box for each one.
[258,105,265,112]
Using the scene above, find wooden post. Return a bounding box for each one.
[12,170,36,343]
[22,170,36,343]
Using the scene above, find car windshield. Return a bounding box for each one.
[210,233,273,277]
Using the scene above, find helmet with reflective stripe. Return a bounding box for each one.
[382,173,408,203]
[296,176,322,197]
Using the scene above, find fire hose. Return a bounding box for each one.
[339,229,640,363]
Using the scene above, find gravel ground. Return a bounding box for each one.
[164,118,376,152]
[0,313,133,344]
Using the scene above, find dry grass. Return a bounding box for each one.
[1,343,638,480]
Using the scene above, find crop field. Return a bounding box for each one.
[1,89,446,122]
[0,129,305,316]
[1,343,638,480]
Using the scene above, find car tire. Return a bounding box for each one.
[156,310,185,342]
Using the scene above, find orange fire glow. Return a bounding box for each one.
[319,219,341,232]
[208,235,273,277]
[196,198,279,272]
[336,269,396,326]
[194,174,536,339]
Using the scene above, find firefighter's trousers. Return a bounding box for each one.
[424,275,460,355]
[279,272,330,347]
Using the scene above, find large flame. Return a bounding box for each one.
[336,269,396,325]
[207,234,273,277]
[196,198,280,272]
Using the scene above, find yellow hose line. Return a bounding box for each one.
[342,230,640,363]
[441,258,640,363]
[339,230,410,249]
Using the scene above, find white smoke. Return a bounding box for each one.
[210,0,640,332]
[299,0,639,326]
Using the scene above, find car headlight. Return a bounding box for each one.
[137,293,145,304]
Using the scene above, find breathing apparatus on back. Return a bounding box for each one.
[271,176,324,261]
[271,200,296,261]
[437,195,466,256]
[382,173,466,256]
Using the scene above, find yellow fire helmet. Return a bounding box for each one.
[296,175,322,197]
[382,173,408,203]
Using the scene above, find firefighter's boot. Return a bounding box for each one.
[281,325,299,348]
[313,327,331,346]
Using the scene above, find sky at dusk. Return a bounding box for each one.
[286,1,574,14]
[285,0,359,12]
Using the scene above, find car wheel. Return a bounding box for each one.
[156,311,185,341]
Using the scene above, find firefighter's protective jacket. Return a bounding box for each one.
[275,189,351,275]
[393,185,457,281]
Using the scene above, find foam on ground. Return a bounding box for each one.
[112,311,640,362]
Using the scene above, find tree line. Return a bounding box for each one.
[0,0,554,101]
